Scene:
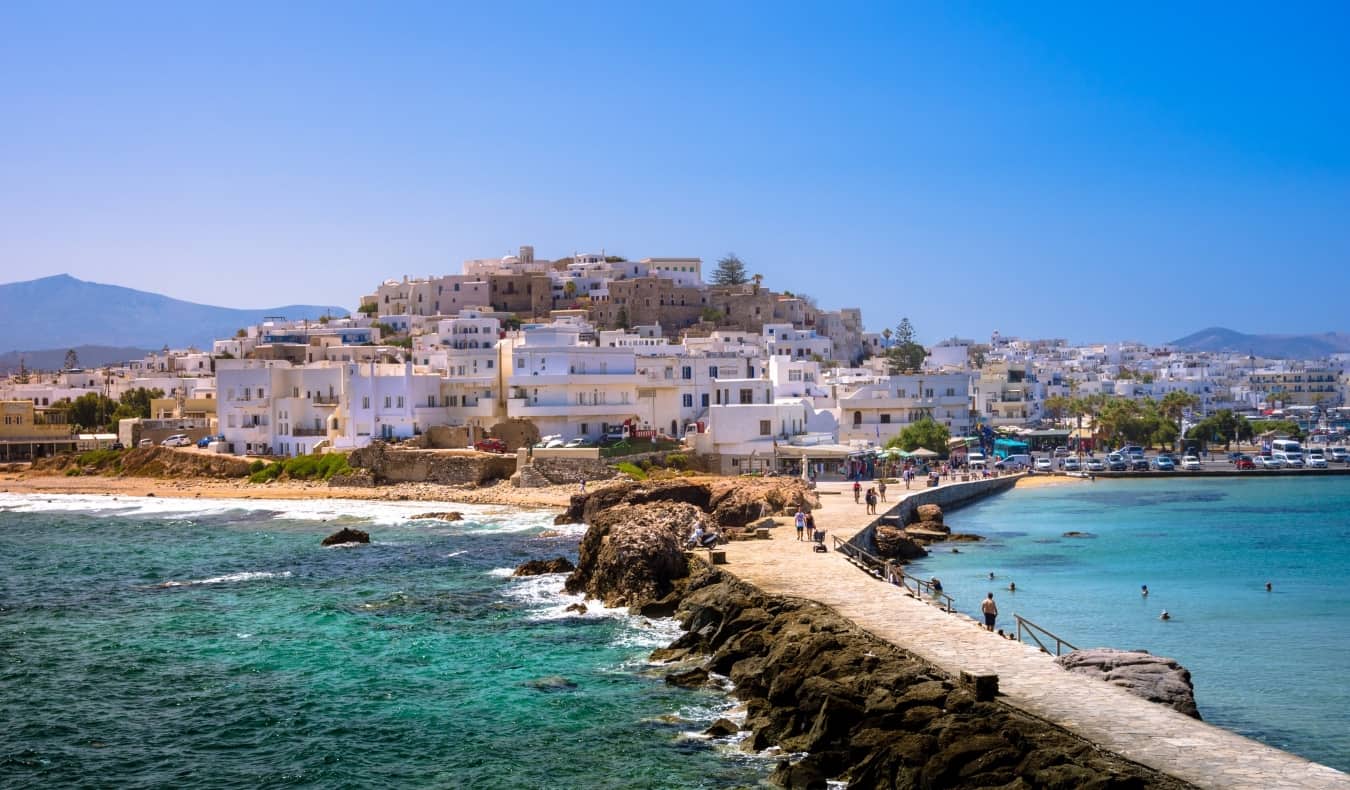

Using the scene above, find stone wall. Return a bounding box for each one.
[529,457,616,485]
[347,442,516,486]
[849,475,1020,556]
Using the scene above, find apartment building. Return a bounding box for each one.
[837,372,974,444]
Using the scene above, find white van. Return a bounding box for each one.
[997,453,1032,470]
[1271,439,1304,468]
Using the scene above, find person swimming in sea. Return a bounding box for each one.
[1265,581,1273,592]
[1159,610,1170,620]
[1141,584,1149,597]
[1007,581,1016,592]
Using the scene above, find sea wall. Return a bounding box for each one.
[347,442,516,486]
[850,475,1020,556]
[653,563,1190,789]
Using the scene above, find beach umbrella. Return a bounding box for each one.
[910,447,939,459]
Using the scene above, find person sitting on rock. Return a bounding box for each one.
[687,521,705,549]
[700,525,721,548]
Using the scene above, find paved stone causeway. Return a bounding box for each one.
[727,478,1350,790]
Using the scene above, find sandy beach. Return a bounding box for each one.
[0,471,585,510]
[1012,473,1088,489]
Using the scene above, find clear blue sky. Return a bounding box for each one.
[3,2,1347,344]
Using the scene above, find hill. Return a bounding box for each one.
[1169,327,1350,359]
[0,345,152,375]
[0,275,347,353]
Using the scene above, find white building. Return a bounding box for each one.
[838,372,973,444]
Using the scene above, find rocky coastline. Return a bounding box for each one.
[557,481,1193,789]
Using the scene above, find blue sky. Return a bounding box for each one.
[2,2,1347,344]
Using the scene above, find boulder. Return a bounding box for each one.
[564,602,588,614]
[910,519,949,534]
[914,503,944,524]
[874,525,929,560]
[704,717,740,737]
[554,477,818,528]
[321,527,370,546]
[665,666,710,688]
[1055,648,1201,719]
[513,557,577,576]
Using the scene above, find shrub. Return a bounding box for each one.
[248,460,267,474]
[248,462,283,484]
[77,449,122,468]
[664,453,688,470]
[615,461,647,480]
[64,468,83,477]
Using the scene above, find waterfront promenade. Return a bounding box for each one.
[721,477,1350,790]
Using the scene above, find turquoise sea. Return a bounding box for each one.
[910,476,1350,773]
[0,494,772,789]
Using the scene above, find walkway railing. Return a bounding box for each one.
[832,536,955,613]
[1013,614,1078,656]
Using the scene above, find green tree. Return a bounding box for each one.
[563,280,577,299]
[52,392,116,432]
[711,253,748,286]
[883,318,926,373]
[1042,395,1073,424]
[1158,391,1200,424]
[700,306,724,324]
[886,418,951,453]
[357,302,379,316]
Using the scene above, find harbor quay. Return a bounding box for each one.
[712,476,1350,790]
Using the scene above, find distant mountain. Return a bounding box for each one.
[0,274,348,353]
[1169,327,1350,359]
[0,345,153,375]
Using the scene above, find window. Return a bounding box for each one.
[256,388,264,399]
[384,396,392,408]
[945,387,956,397]
[486,359,494,369]
[682,366,692,380]
[759,420,771,436]
[701,393,709,408]
[853,411,862,427]
[362,396,370,409]
[683,394,693,408]
[709,366,718,379]
[925,388,934,398]
[397,396,404,408]
[880,414,891,424]
[739,389,753,404]
[580,423,589,435]
[428,395,436,407]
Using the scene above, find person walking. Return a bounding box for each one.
[981,593,998,632]
[877,478,887,503]
[864,487,877,515]
[852,480,861,503]
[794,508,806,541]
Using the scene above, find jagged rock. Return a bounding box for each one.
[874,525,928,560]
[704,717,740,737]
[321,527,370,546]
[911,519,950,534]
[947,533,986,542]
[513,557,577,576]
[564,501,702,609]
[554,477,817,528]
[564,602,588,614]
[525,675,577,691]
[1056,648,1201,719]
[665,666,709,688]
[914,503,944,524]
[410,511,462,521]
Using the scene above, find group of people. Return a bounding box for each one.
[851,479,888,514]
[793,508,826,547]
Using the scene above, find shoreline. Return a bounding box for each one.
[0,472,582,510]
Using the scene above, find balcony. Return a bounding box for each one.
[312,395,340,405]
[506,399,638,418]
[292,427,327,437]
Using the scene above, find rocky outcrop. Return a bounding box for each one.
[31,447,253,479]
[410,511,462,521]
[321,527,370,546]
[874,526,929,560]
[1056,648,1201,719]
[653,566,1190,789]
[513,557,577,576]
[563,501,701,609]
[555,477,817,528]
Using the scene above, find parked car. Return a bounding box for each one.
[1151,456,1176,471]
[110,442,125,450]
[196,434,225,449]
[474,438,508,453]
[1052,446,1069,458]
[1234,455,1256,470]
[161,434,191,447]
[138,438,155,448]
[1130,457,1150,471]
[1179,455,1201,471]
[1062,457,1081,472]
[1084,458,1106,472]
[1330,447,1350,463]
[1033,457,1053,472]
[1255,454,1284,469]
[1307,454,1329,469]
[1227,452,1244,464]
[1105,453,1128,472]
[563,437,594,448]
